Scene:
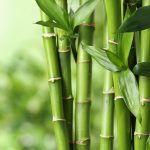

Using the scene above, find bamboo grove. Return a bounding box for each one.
[35,0,150,149]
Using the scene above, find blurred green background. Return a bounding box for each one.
[0,0,106,149]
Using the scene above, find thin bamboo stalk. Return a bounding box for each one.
[100,3,114,149]
[55,0,73,148]
[104,0,131,150]
[40,12,70,150]
[75,0,94,149]
[100,71,114,150]
[134,1,150,149]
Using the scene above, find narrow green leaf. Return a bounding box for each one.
[36,20,65,30]
[146,136,150,150]
[82,44,127,72]
[73,0,98,28]
[35,0,69,31]
[119,69,141,120]
[133,62,150,76]
[118,6,150,32]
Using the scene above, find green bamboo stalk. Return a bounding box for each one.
[134,1,150,149]
[55,0,73,148]
[100,71,114,150]
[99,3,114,149]
[75,0,94,149]
[40,12,70,150]
[104,1,131,150]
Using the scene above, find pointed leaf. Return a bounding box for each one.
[146,136,150,150]
[35,0,69,31]
[133,62,150,76]
[119,69,141,120]
[118,6,150,32]
[82,44,127,72]
[73,0,98,28]
[36,20,65,29]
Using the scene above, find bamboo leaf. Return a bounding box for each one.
[36,20,65,30]
[146,136,150,150]
[119,69,141,120]
[73,0,98,28]
[118,6,150,32]
[82,44,127,72]
[133,62,150,76]
[35,0,69,31]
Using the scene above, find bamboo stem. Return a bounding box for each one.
[75,0,94,149]
[40,12,70,150]
[134,1,150,149]
[55,0,73,148]
[104,0,131,149]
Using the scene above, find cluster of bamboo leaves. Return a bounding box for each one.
[35,0,150,149]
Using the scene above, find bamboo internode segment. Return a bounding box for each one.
[80,23,95,27]
[108,40,118,45]
[42,32,56,38]
[48,77,62,83]
[103,87,115,94]
[114,96,124,101]
[77,60,91,64]
[74,137,90,145]
[63,96,73,100]
[52,116,66,122]
[100,134,114,138]
[134,131,150,136]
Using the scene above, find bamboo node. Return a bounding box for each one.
[140,97,150,105]
[114,96,124,101]
[80,23,95,27]
[75,137,90,145]
[134,131,150,139]
[76,98,91,104]
[100,134,114,138]
[77,60,91,64]
[58,49,70,53]
[63,96,73,100]
[103,87,114,94]
[52,116,66,122]
[124,1,137,6]
[48,77,61,83]
[108,40,118,45]
[42,33,56,38]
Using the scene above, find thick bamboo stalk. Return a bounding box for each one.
[104,0,131,150]
[134,1,150,149]
[55,0,73,148]
[75,0,94,149]
[100,71,114,150]
[40,12,70,150]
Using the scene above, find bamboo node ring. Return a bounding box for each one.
[52,116,66,122]
[114,96,124,101]
[140,97,150,105]
[80,23,95,27]
[75,137,90,145]
[109,40,118,45]
[63,96,73,100]
[77,60,91,64]
[42,33,56,38]
[103,87,114,94]
[76,98,91,104]
[48,77,61,83]
[134,131,150,138]
[58,48,70,53]
[100,134,114,138]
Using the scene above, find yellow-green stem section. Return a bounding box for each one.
[104,0,131,150]
[134,1,150,149]
[41,12,70,150]
[75,0,94,150]
[55,0,73,148]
